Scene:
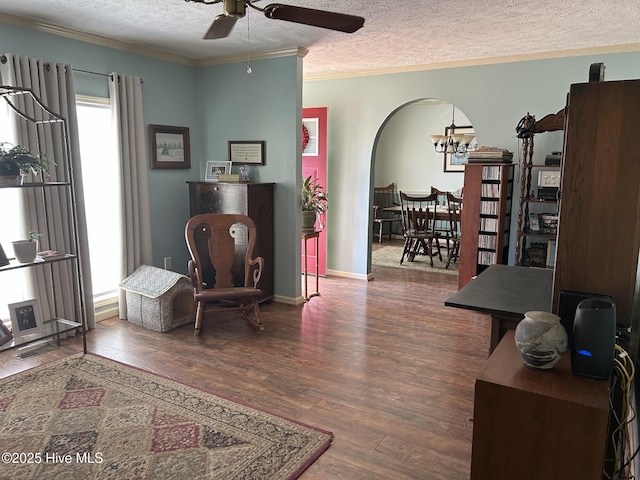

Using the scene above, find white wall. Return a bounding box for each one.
[375,102,471,194]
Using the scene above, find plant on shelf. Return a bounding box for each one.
[11,231,43,264]
[0,142,49,186]
[301,175,328,232]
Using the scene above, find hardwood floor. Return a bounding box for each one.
[0,260,491,479]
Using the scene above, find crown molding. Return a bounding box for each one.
[0,12,307,69]
[0,12,199,66]
[194,46,308,67]
[303,43,640,81]
[2,11,638,81]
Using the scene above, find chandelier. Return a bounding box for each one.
[430,105,477,154]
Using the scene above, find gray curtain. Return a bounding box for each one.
[0,53,95,330]
[109,72,152,319]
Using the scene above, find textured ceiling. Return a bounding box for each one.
[0,0,639,79]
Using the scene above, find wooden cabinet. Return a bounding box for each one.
[459,163,514,289]
[471,331,610,479]
[552,79,640,329]
[187,182,274,302]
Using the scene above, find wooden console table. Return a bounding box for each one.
[471,331,610,479]
[445,264,553,354]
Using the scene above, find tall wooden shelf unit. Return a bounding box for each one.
[459,162,514,289]
[0,85,86,355]
[187,181,274,302]
[515,123,561,267]
[551,78,640,330]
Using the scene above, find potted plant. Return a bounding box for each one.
[301,175,328,232]
[11,231,42,264]
[0,142,49,187]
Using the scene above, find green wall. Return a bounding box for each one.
[303,54,640,274]
[2,19,640,295]
[0,21,303,302]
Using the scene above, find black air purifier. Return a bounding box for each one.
[571,298,616,380]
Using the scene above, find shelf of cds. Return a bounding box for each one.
[459,162,514,289]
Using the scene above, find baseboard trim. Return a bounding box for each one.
[326,269,370,281]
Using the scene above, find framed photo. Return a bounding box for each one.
[528,213,541,233]
[443,126,475,172]
[0,322,13,346]
[149,124,191,169]
[228,141,265,165]
[205,161,232,182]
[9,299,45,340]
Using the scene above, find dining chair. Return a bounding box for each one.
[185,213,264,335]
[445,192,463,269]
[373,182,401,243]
[431,186,451,255]
[399,191,440,266]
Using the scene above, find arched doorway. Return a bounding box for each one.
[369,99,475,276]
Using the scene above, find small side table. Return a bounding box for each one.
[301,230,320,301]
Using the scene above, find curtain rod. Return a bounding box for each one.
[0,55,119,81]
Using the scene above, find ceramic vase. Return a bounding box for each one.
[11,240,37,263]
[515,310,568,369]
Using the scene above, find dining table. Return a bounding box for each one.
[383,204,458,262]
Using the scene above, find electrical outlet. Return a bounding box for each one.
[163,257,172,270]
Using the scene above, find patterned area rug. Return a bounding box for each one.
[372,245,458,275]
[0,354,332,479]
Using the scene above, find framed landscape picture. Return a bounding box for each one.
[9,299,45,340]
[149,124,191,169]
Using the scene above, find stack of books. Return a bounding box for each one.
[468,146,513,163]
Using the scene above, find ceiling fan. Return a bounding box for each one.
[185,0,365,39]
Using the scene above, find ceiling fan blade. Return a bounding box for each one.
[263,4,364,33]
[204,14,238,39]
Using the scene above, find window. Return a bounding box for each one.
[0,103,28,320]
[0,97,120,321]
[76,97,121,302]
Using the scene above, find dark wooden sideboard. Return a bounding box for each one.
[471,331,610,479]
[187,182,274,302]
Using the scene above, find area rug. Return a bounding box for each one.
[372,245,458,275]
[0,354,332,479]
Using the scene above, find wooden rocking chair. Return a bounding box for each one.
[185,213,264,335]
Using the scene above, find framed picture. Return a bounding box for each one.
[443,126,475,172]
[528,213,541,233]
[149,124,191,169]
[9,299,45,340]
[0,322,13,346]
[228,141,265,165]
[205,161,232,182]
